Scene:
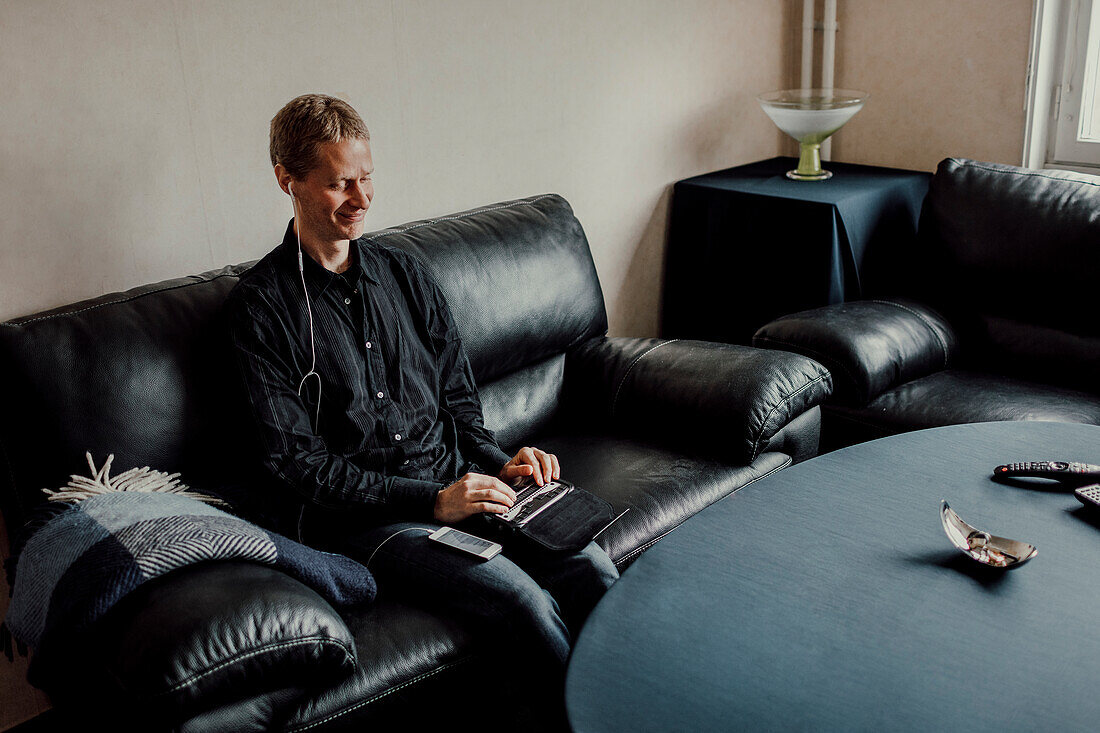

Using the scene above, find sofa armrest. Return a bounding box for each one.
[565,337,832,464]
[39,561,358,725]
[752,299,959,405]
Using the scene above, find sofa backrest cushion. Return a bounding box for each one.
[368,194,606,450]
[0,267,253,530]
[916,158,1100,390]
[362,194,607,384]
[0,194,606,530]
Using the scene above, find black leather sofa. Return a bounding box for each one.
[1,194,831,731]
[752,158,1100,451]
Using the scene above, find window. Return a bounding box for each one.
[1024,0,1100,171]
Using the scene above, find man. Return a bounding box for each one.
[225,94,618,685]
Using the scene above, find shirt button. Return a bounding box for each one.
[376,391,384,399]
[344,297,351,305]
[402,459,410,465]
[394,433,402,441]
[365,341,372,349]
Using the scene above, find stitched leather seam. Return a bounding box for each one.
[611,340,679,418]
[288,658,470,731]
[362,194,560,242]
[869,299,951,368]
[615,531,672,566]
[753,335,858,395]
[750,372,831,460]
[956,160,1100,188]
[151,636,356,696]
[1,272,245,327]
[612,455,793,566]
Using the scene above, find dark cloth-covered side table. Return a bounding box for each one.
[662,157,930,344]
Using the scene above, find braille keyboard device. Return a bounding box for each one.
[501,480,572,526]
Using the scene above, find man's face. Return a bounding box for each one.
[289,137,374,247]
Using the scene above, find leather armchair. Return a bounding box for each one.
[753,158,1100,451]
[1,194,831,730]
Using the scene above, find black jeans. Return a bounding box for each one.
[327,521,619,671]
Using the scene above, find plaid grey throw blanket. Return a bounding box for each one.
[5,492,376,654]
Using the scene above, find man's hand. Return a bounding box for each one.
[434,473,517,523]
[499,446,560,488]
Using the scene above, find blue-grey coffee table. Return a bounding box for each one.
[566,421,1100,731]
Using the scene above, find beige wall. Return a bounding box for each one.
[0,0,794,337]
[828,0,1034,171]
[3,1,1032,332]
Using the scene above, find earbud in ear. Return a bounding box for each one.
[288,182,295,198]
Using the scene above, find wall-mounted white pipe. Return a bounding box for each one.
[822,0,837,90]
[821,0,838,160]
[801,0,814,92]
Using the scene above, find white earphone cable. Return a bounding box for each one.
[290,185,322,431]
[366,527,434,570]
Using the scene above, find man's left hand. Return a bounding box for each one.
[499,446,560,487]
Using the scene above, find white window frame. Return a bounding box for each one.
[1023,0,1100,171]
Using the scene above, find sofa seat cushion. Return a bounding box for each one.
[151,598,482,732]
[529,434,793,568]
[63,562,359,727]
[278,599,479,731]
[825,370,1100,447]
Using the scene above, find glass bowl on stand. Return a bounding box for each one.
[757,89,868,181]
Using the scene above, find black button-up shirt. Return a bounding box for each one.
[225,221,510,531]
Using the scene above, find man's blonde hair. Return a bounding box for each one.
[269,94,370,179]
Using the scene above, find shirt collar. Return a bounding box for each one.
[279,219,380,294]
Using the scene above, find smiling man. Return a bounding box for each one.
[224,94,617,698]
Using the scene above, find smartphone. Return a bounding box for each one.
[427,526,503,560]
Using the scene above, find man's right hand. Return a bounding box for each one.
[433,473,517,523]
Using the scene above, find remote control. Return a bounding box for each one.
[1074,484,1100,510]
[993,461,1100,482]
